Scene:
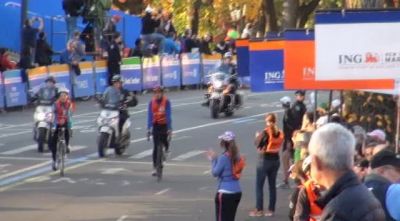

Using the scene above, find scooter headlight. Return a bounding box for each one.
[35,112,46,121]
[213,80,223,89]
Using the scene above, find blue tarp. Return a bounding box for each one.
[0,0,141,52]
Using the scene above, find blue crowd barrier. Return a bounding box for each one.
[1,53,216,108]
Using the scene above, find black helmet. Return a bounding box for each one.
[45,76,56,84]
[111,75,122,83]
[295,90,306,96]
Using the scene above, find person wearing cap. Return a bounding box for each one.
[107,32,123,86]
[34,76,58,106]
[50,87,73,171]
[363,130,389,161]
[293,156,324,221]
[308,123,385,221]
[364,150,400,221]
[147,86,172,176]
[292,90,307,131]
[207,131,243,221]
[101,75,138,133]
[249,113,284,217]
[141,7,165,56]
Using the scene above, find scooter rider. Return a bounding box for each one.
[101,75,138,134]
[216,52,239,89]
[34,76,58,105]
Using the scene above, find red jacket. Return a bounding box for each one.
[55,99,71,126]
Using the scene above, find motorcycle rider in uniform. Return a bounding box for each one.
[100,75,138,135]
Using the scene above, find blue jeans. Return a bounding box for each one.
[255,156,280,211]
[141,33,165,55]
[65,16,78,40]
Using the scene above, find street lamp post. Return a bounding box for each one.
[20,0,28,54]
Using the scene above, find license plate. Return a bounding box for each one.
[100,127,110,133]
[38,122,48,128]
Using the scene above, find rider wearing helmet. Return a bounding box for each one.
[51,87,72,171]
[34,76,58,105]
[147,86,172,176]
[101,75,138,133]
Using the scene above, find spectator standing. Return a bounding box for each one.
[364,150,400,221]
[19,47,36,84]
[35,32,53,66]
[208,131,243,221]
[200,35,213,55]
[241,23,253,39]
[249,113,284,217]
[68,31,85,81]
[131,38,143,58]
[107,32,122,85]
[62,0,84,40]
[308,123,385,221]
[141,7,164,56]
[103,14,121,47]
[22,17,44,64]
[215,40,229,57]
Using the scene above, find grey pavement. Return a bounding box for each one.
[0,89,329,221]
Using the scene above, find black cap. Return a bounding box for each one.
[295,90,306,96]
[370,150,400,169]
[45,76,56,84]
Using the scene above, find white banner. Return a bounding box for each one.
[316,22,400,80]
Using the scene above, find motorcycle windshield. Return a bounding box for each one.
[100,110,119,119]
[36,105,54,113]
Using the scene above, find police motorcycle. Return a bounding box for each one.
[96,89,137,158]
[204,71,242,119]
[31,77,58,153]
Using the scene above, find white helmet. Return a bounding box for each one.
[280,96,291,105]
[58,87,70,95]
[331,99,341,109]
[223,52,233,59]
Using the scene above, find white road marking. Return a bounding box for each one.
[122,180,130,186]
[117,215,128,221]
[100,168,127,175]
[155,188,171,195]
[172,150,206,161]
[0,164,11,169]
[171,135,191,142]
[52,177,76,184]
[203,169,211,175]
[129,149,153,159]
[0,160,50,181]
[0,144,37,155]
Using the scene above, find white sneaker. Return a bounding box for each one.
[52,161,58,171]
[151,169,157,176]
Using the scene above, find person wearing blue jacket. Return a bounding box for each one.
[208,131,242,221]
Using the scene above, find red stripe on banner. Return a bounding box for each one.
[249,41,284,51]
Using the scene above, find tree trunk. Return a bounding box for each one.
[265,0,279,32]
[257,3,267,37]
[361,0,384,8]
[297,0,320,28]
[283,0,299,29]
[385,0,395,7]
[191,0,202,35]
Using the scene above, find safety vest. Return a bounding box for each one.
[304,180,323,221]
[151,96,167,125]
[264,127,284,153]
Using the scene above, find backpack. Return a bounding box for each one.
[225,153,246,180]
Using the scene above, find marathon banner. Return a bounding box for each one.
[161,55,181,87]
[236,39,250,77]
[142,56,161,90]
[249,40,285,92]
[315,9,400,81]
[0,73,4,108]
[3,70,27,107]
[201,54,221,84]
[27,66,48,93]
[121,57,142,91]
[74,62,95,98]
[284,30,394,90]
[182,53,201,86]
[48,65,72,93]
[94,61,108,95]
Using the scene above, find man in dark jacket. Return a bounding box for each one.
[292,90,307,130]
[364,150,400,221]
[35,32,53,66]
[141,8,164,56]
[107,32,122,85]
[309,123,385,221]
[62,0,84,40]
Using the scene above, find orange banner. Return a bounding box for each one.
[236,39,249,47]
[249,40,285,51]
[27,66,48,78]
[284,40,394,90]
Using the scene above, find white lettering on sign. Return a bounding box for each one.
[124,77,141,84]
[264,70,284,84]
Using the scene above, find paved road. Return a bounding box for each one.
[0,89,321,221]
